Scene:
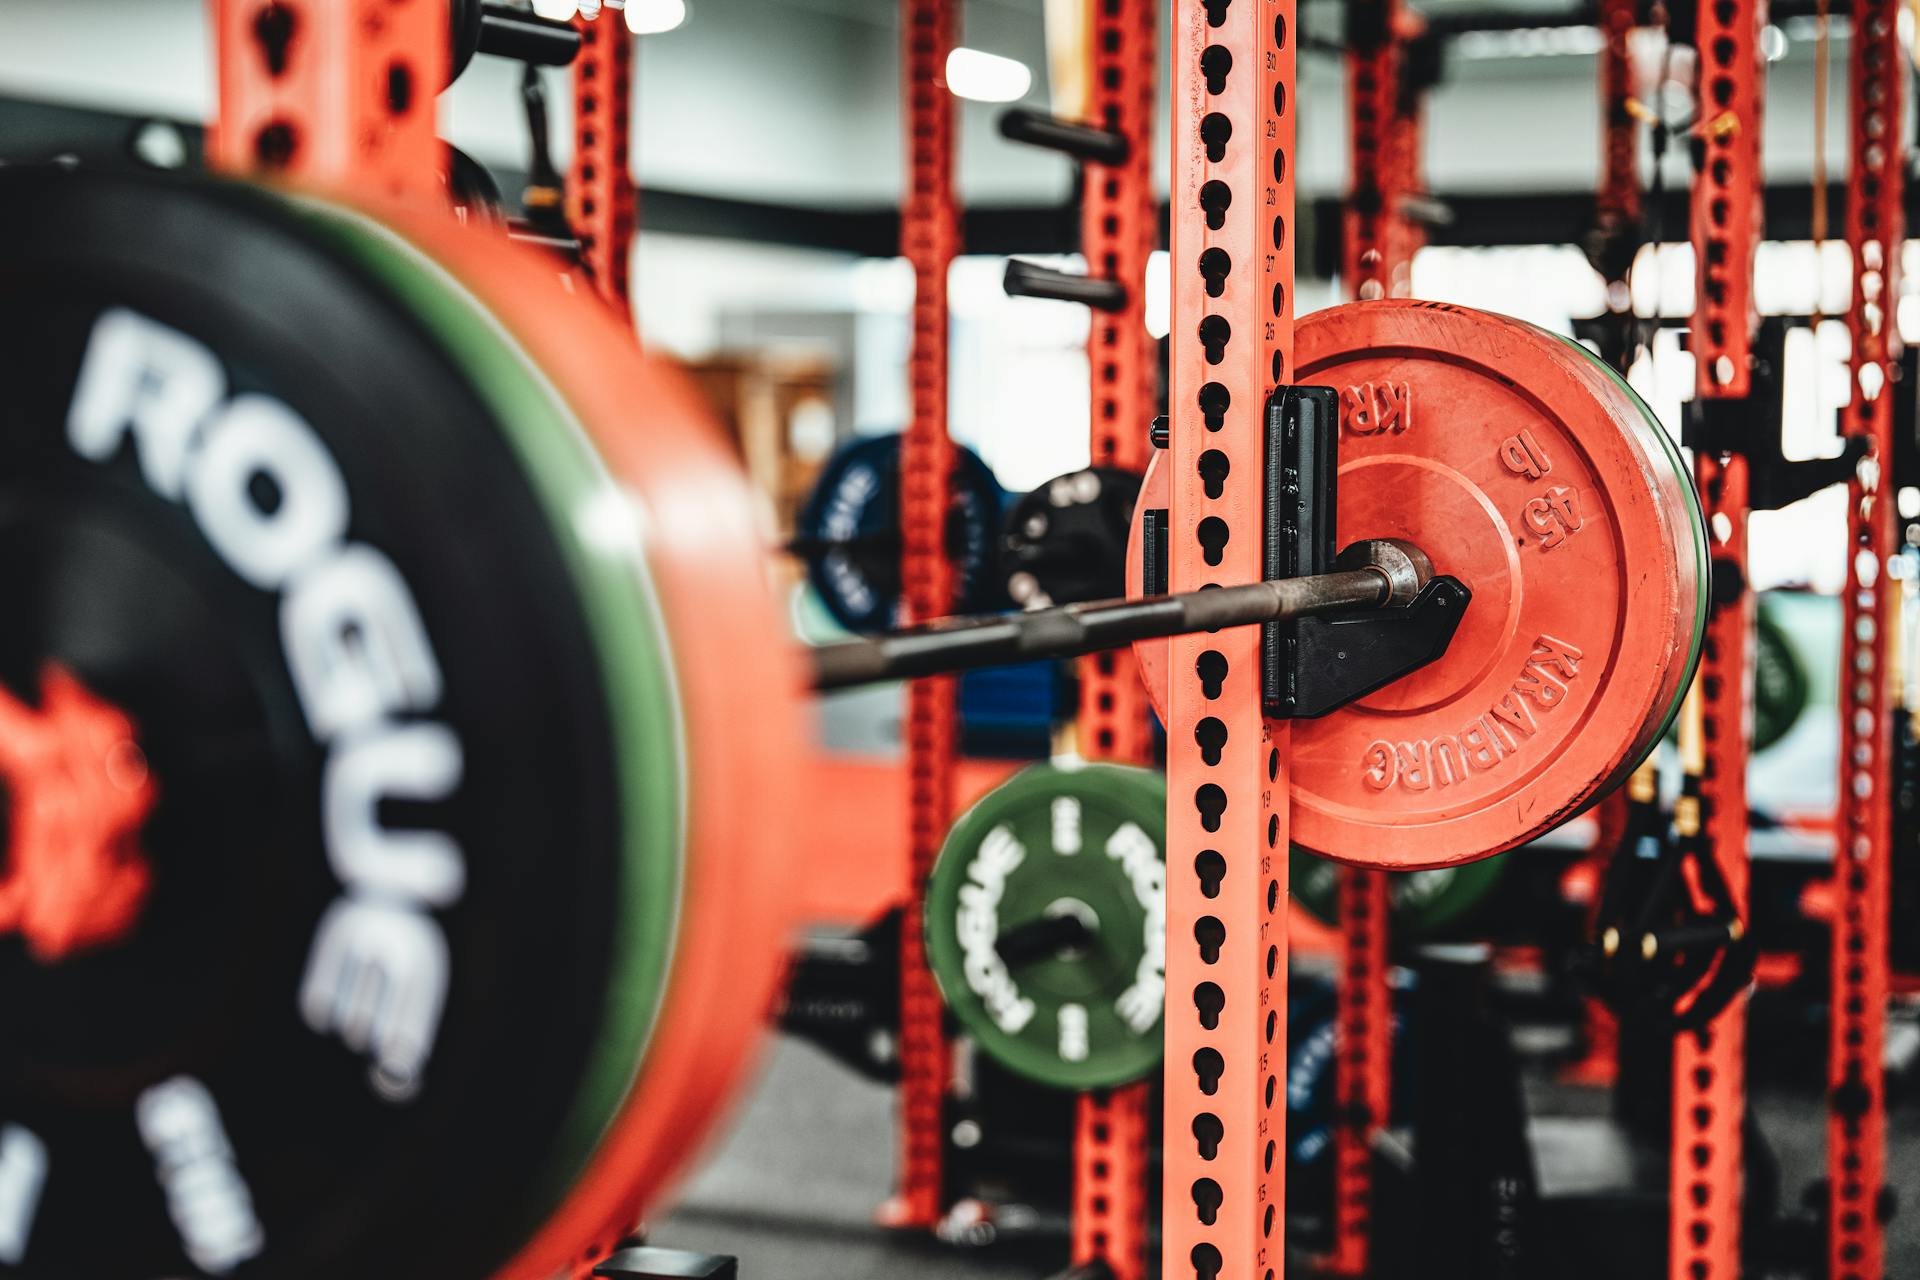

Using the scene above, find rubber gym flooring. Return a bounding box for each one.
[655,1037,1050,1279]
[652,1033,1920,1279]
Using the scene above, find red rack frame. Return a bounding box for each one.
[568,9,637,319]
[1340,0,1419,301]
[1162,1,1295,1276]
[1675,0,1764,1271]
[208,0,446,206]
[1072,0,1160,1273]
[886,0,960,1232]
[1326,2,1418,1269]
[1076,0,1158,772]
[1688,0,1762,400]
[1829,0,1903,1271]
[1678,455,1752,1280]
[1596,0,1640,236]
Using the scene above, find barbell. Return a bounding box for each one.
[0,164,1709,1275]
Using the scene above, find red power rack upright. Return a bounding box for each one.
[1829,0,1903,1270]
[1690,0,1762,400]
[1341,0,1420,301]
[1325,0,1418,1270]
[1161,0,1295,1276]
[568,7,637,319]
[886,0,960,1232]
[208,0,447,205]
[1562,0,1642,1095]
[1596,0,1641,251]
[1072,1,1159,1274]
[1678,0,1764,1272]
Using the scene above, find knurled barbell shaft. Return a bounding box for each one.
[809,565,1395,691]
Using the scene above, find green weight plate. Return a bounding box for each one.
[925,763,1166,1090]
[1753,596,1810,752]
[1289,846,1509,937]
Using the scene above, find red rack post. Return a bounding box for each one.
[1677,456,1752,1280]
[1596,0,1641,239]
[1326,1,1415,1269]
[1340,0,1414,301]
[1162,0,1295,1277]
[1676,0,1764,1273]
[1325,865,1388,1274]
[1382,11,1427,278]
[884,0,960,1232]
[1829,0,1903,1270]
[1689,0,1762,400]
[568,9,638,319]
[1562,0,1643,1090]
[1076,0,1158,770]
[1072,0,1159,1273]
[208,0,447,206]
[1072,1085,1150,1277]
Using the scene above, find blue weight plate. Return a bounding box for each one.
[798,433,1008,632]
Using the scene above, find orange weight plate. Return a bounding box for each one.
[365,204,809,1279]
[1129,300,1705,869]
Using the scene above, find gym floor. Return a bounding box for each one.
[654,1034,1920,1279]
[656,1038,1055,1279]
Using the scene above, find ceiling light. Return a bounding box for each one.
[530,0,579,19]
[627,0,688,34]
[945,48,1033,103]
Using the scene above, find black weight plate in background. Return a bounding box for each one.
[1000,466,1142,609]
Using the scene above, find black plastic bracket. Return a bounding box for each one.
[1264,386,1471,718]
[1680,315,1866,512]
[1282,571,1470,717]
[1260,385,1338,711]
[1138,387,1470,718]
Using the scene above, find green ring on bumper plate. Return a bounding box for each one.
[1543,328,1710,786]
[294,202,688,1233]
[1289,846,1509,937]
[926,763,1166,1090]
